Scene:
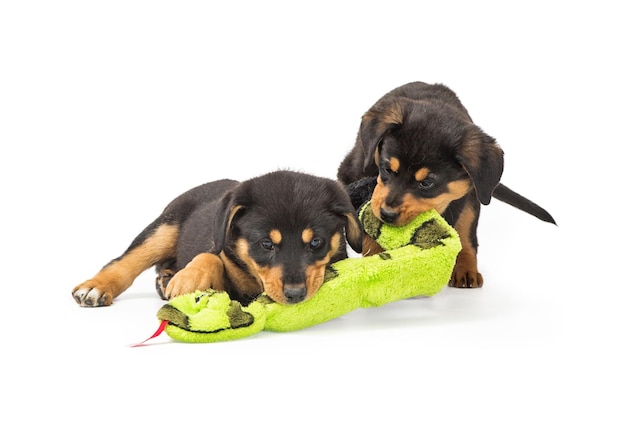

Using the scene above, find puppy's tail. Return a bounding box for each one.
[492,184,557,225]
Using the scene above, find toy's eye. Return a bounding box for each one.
[260,239,274,250]
[309,237,323,250]
[418,178,435,190]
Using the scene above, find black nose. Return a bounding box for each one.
[379,207,399,224]
[283,285,307,304]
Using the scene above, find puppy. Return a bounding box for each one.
[338,81,555,288]
[72,170,363,307]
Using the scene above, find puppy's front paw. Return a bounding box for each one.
[449,251,483,288]
[164,266,225,299]
[72,281,114,307]
[449,266,483,288]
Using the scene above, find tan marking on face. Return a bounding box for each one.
[414,167,430,182]
[389,157,400,173]
[370,177,472,225]
[396,179,472,224]
[304,264,326,300]
[220,239,264,298]
[256,265,285,304]
[231,238,288,303]
[330,232,341,253]
[269,229,282,245]
[370,176,390,220]
[303,232,343,300]
[301,228,314,244]
[227,233,345,304]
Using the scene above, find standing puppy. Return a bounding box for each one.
[73,170,363,307]
[338,81,555,288]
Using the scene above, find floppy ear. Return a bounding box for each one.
[331,196,364,253]
[344,210,364,253]
[359,99,405,171]
[213,191,245,253]
[456,129,504,205]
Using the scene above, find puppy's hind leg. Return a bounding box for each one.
[155,259,176,301]
[72,219,179,307]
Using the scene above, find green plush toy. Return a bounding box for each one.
[136,201,461,344]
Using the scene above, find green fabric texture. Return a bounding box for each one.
[157,290,267,343]
[157,201,461,342]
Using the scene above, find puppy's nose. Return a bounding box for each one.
[380,207,399,224]
[283,284,307,304]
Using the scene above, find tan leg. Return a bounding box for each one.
[164,252,226,299]
[72,224,178,306]
[448,205,483,288]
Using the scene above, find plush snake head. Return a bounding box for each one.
[153,290,267,343]
[359,200,454,250]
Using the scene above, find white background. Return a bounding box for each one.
[2,1,624,446]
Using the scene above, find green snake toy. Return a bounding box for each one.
[135,201,461,344]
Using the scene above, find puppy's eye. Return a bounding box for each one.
[381,166,396,177]
[418,178,435,190]
[309,237,323,250]
[260,239,274,250]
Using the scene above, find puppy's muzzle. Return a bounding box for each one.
[283,284,307,304]
[379,207,399,224]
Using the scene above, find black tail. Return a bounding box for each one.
[492,184,557,225]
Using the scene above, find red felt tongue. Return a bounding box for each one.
[129,320,168,347]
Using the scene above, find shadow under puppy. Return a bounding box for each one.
[338,81,556,288]
[72,170,363,307]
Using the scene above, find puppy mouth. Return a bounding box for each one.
[371,185,451,226]
[281,284,308,304]
[261,280,310,305]
[263,272,326,305]
[371,182,423,226]
[257,262,328,305]
[373,204,420,226]
[377,206,402,225]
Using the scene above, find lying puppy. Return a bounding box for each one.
[72,170,363,307]
[338,81,555,288]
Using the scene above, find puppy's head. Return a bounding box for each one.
[359,98,504,225]
[214,170,363,305]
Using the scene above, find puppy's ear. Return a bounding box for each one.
[359,99,405,171]
[456,129,504,205]
[344,211,364,253]
[331,197,364,253]
[213,191,245,253]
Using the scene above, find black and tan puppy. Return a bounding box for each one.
[338,81,555,288]
[72,170,363,307]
